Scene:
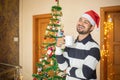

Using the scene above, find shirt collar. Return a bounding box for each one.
[75,34,93,44]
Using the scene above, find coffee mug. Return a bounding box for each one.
[64,36,74,47]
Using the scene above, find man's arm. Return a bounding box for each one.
[66,48,100,79]
[55,47,69,71]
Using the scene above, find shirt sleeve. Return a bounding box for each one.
[55,46,69,71]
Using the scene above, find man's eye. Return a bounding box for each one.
[79,19,82,22]
[84,21,89,24]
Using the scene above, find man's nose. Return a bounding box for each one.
[78,21,83,26]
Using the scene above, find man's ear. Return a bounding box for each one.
[90,26,94,32]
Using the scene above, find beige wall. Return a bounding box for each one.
[19,0,120,80]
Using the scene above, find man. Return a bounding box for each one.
[55,10,100,80]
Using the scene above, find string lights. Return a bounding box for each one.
[101,14,113,57]
[101,14,114,80]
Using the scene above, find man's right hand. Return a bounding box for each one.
[56,37,65,47]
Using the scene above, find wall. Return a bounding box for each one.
[0,0,19,65]
[19,0,120,80]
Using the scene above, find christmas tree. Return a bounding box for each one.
[32,0,65,80]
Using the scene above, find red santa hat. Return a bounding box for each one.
[81,10,100,28]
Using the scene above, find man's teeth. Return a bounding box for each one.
[79,26,84,29]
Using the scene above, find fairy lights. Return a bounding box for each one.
[101,15,113,57]
[101,14,114,80]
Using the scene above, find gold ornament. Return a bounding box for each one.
[50,59,54,65]
[48,70,54,77]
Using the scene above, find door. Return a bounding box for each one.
[111,12,120,80]
[100,6,120,80]
[33,14,51,73]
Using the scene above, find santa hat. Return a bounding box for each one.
[81,10,100,28]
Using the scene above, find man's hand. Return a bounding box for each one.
[56,37,65,47]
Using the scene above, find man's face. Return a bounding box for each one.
[76,17,94,34]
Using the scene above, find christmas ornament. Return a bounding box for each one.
[39,58,42,62]
[37,67,42,72]
[57,29,63,37]
[44,57,47,60]
[37,71,42,75]
[45,30,48,35]
[50,59,54,65]
[53,16,56,19]
[51,46,55,51]
[47,25,50,29]
[52,27,55,30]
[42,62,45,65]
[47,47,53,57]
[33,78,37,80]
[44,72,49,77]
[48,70,54,77]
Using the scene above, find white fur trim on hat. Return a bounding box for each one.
[82,14,95,26]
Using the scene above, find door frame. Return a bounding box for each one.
[100,5,120,80]
[33,13,51,73]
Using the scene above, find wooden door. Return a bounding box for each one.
[111,12,120,80]
[33,14,51,73]
[100,6,120,80]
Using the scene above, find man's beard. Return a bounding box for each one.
[77,26,91,35]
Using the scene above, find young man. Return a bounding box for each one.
[55,10,100,80]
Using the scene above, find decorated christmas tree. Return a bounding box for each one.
[32,0,65,80]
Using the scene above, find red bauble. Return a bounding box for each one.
[33,78,37,80]
[47,47,53,57]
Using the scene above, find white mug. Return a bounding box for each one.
[64,36,74,47]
